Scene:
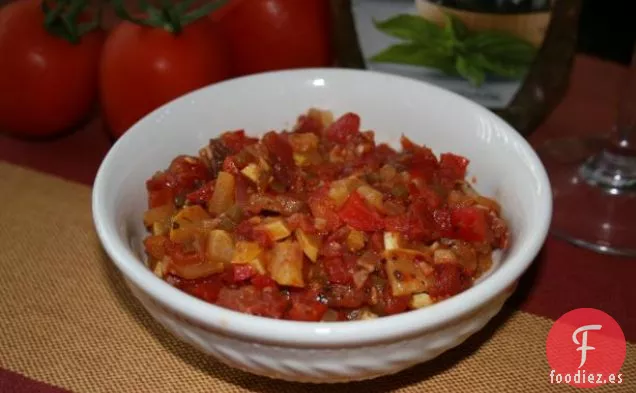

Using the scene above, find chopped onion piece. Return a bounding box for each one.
[356,185,384,211]
[209,171,235,215]
[357,250,380,271]
[169,260,225,280]
[328,177,363,208]
[346,229,366,252]
[240,163,261,183]
[385,249,429,296]
[206,229,235,265]
[268,240,305,287]
[143,204,173,228]
[260,218,292,241]
[433,249,457,264]
[384,232,404,250]
[232,241,266,274]
[352,268,371,289]
[379,164,397,182]
[289,132,319,152]
[321,309,339,322]
[295,229,321,262]
[410,293,434,309]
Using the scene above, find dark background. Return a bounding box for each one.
[578,0,635,64]
[0,0,633,64]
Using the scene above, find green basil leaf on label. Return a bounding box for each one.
[456,56,486,87]
[373,14,447,44]
[468,53,529,79]
[371,43,456,74]
[464,31,537,65]
[443,12,468,43]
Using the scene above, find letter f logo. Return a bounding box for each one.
[572,324,602,368]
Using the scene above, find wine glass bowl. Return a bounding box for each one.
[537,47,636,256]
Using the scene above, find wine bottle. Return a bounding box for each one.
[426,0,551,14]
[329,0,581,136]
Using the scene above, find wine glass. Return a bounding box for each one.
[536,46,636,256]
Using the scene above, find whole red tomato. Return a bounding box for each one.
[215,0,332,76]
[100,18,231,138]
[0,0,103,137]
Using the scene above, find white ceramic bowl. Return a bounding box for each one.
[92,69,551,383]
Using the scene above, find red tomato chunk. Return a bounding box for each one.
[142,109,510,321]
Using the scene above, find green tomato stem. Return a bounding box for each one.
[41,0,101,44]
[112,0,228,35]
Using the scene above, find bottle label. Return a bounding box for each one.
[350,0,552,108]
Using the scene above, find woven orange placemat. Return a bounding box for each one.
[0,161,633,393]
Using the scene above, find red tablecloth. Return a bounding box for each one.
[1,55,635,392]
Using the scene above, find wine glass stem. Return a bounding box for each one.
[615,48,636,152]
[579,47,636,191]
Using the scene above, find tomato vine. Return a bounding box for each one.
[111,0,228,35]
[41,0,101,44]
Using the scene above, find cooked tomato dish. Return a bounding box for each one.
[142,109,509,321]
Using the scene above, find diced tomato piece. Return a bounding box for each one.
[234,221,274,248]
[450,206,488,242]
[324,284,366,309]
[412,185,443,210]
[263,131,294,167]
[433,208,453,237]
[320,240,343,258]
[147,157,209,207]
[336,311,349,321]
[373,143,398,165]
[373,285,410,316]
[325,113,360,143]
[303,259,328,287]
[166,241,205,266]
[222,156,240,174]
[146,171,172,191]
[250,274,277,289]
[385,200,438,242]
[308,188,342,232]
[488,214,509,249]
[173,275,224,303]
[221,130,258,154]
[185,181,215,205]
[324,225,350,244]
[315,163,342,183]
[409,167,432,182]
[369,232,384,252]
[143,235,169,260]
[231,264,256,282]
[405,200,436,242]
[338,192,384,232]
[295,114,323,135]
[216,286,289,318]
[286,213,317,234]
[235,220,254,239]
[286,289,328,322]
[234,174,249,206]
[427,263,470,298]
[384,215,409,233]
[323,255,356,285]
[402,137,439,182]
[253,227,274,249]
[220,268,237,284]
[146,172,175,208]
[263,131,298,190]
[168,156,209,191]
[148,188,174,208]
[440,153,469,182]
